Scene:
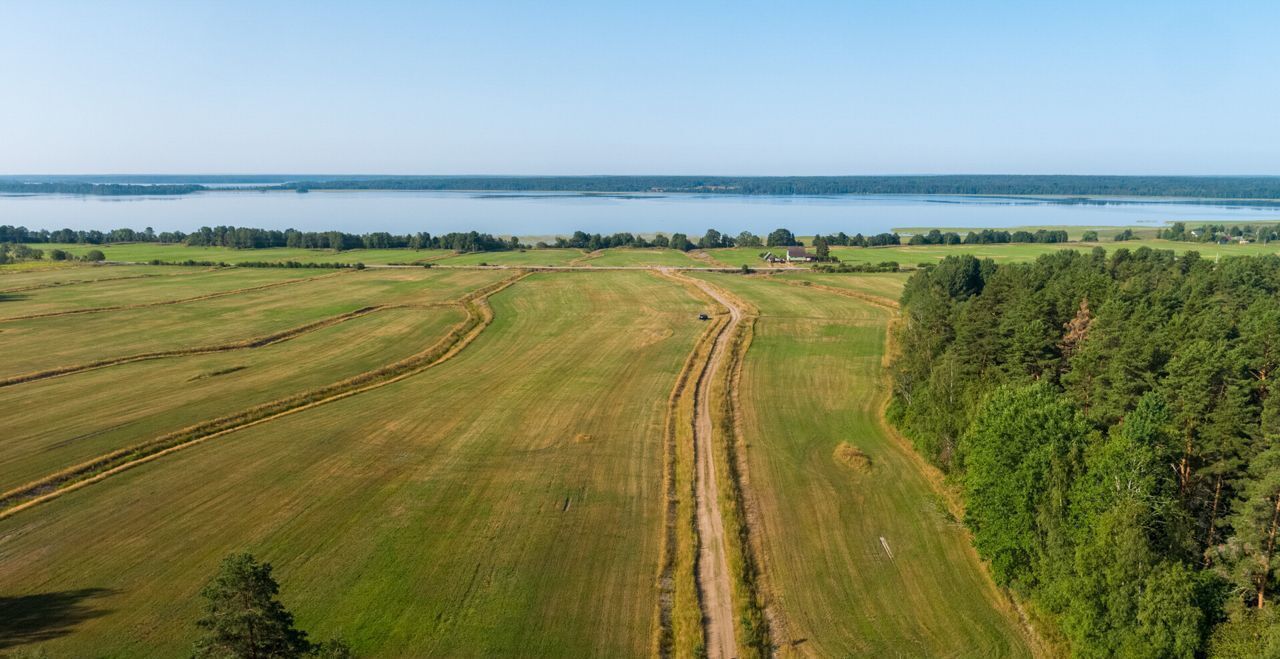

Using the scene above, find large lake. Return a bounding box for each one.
[3,190,1280,236]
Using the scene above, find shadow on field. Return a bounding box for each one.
[0,293,29,303]
[0,588,115,649]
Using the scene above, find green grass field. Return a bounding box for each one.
[0,261,1047,657]
[0,269,706,656]
[0,268,509,381]
[821,238,1280,266]
[11,236,1271,279]
[690,272,1033,657]
[431,248,586,266]
[575,247,706,267]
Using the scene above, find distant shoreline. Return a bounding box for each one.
[6,175,1280,200]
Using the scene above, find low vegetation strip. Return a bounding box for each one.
[0,305,390,388]
[776,277,901,309]
[653,289,721,657]
[0,272,528,519]
[0,272,161,294]
[0,269,348,323]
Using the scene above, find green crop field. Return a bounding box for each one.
[0,260,1050,657]
[432,248,586,266]
[689,272,1034,657]
[575,247,706,267]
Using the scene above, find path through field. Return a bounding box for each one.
[687,275,742,659]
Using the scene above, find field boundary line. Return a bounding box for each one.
[0,272,168,294]
[651,268,720,658]
[0,304,398,388]
[0,269,349,323]
[0,272,529,519]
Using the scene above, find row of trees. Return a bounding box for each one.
[810,231,901,247]
[0,243,103,264]
[903,228,1070,246]
[1161,221,1280,244]
[185,226,518,252]
[0,225,185,245]
[890,249,1280,656]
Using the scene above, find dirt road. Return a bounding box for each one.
[687,276,743,659]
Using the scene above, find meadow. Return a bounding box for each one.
[0,268,707,656]
[17,236,1279,276]
[691,272,1035,657]
[0,248,1115,656]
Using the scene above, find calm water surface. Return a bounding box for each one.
[3,191,1279,236]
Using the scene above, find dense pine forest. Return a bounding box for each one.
[890,248,1280,656]
[7,175,1280,199]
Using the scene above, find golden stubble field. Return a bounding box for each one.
[0,262,1037,657]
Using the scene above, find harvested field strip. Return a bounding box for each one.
[0,269,347,322]
[0,307,466,493]
[0,270,700,656]
[652,278,721,656]
[0,272,159,294]
[775,277,900,309]
[0,269,513,381]
[0,304,391,388]
[0,272,527,518]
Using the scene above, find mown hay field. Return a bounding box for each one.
[0,268,705,656]
[575,247,706,268]
[690,272,1034,657]
[0,261,1049,657]
[0,268,507,380]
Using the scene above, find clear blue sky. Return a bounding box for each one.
[2,1,1277,175]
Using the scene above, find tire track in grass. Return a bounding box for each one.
[0,272,529,519]
[0,269,349,323]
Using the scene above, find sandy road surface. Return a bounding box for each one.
[686,275,744,659]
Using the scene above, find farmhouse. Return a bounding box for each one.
[785,246,815,262]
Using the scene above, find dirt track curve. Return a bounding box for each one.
[687,276,742,659]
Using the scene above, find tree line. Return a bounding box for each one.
[890,248,1280,656]
[1161,221,1280,244]
[900,228,1070,245]
[265,176,1280,199]
[2,224,915,255]
[0,243,103,264]
[11,175,1280,199]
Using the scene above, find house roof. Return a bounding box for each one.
[786,246,810,257]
